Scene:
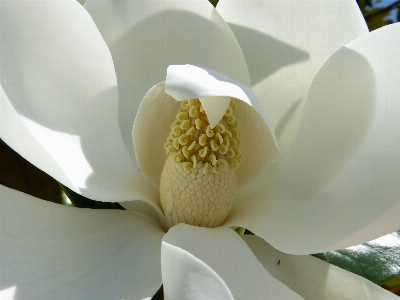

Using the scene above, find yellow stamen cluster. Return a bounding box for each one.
[164,98,242,174]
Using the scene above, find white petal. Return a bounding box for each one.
[161,224,302,300]
[162,243,234,300]
[198,96,231,129]
[217,0,369,155]
[120,199,167,231]
[132,83,179,190]
[134,65,280,188]
[0,0,157,203]
[84,0,250,160]
[0,185,165,300]
[243,235,399,300]
[224,23,400,254]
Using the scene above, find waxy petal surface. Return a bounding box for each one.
[243,235,399,300]
[134,66,280,189]
[217,0,369,156]
[85,0,250,159]
[162,224,302,300]
[0,185,165,300]
[224,23,400,254]
[0,0,157,204]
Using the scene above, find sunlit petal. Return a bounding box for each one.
[134,65,280,189]
[162,224,302,300]
[217,0,368,157]
[224,23,400,255]
[84,0,250,159]
[244,235,399,300]
[0,0,156,203]
[0,185,165,300]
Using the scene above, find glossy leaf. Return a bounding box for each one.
[313,231,400,285]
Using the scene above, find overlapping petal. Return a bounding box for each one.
[224,23,400,254]
[84,0,250,159]
[243,235,399,300]
[1,0,399,299]
[217,0,369,156]
[134,65,279,189]
[0,0,157,203]
[0,185,165,300]
[162,224,302,300]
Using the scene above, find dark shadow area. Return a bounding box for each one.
[0,139,62,203]
[228,24,310,86]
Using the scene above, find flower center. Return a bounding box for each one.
[160,98,241,228]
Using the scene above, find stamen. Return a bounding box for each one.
[182,162,193,173]
[163,97,242,172]
[173,139,180,150]
[172,125,181,137]
[189,106,199,118]
[166,145,177,155]
[206,125,214,137]
[187,126,196,136]
[188,141,197,151]
[182,146,190,159]
[210,140,219,152]
[229,138,237,148]
[215,123,226,134]
[178,134,189,145]
[188,98,198,106]
[209,154,217,166]
[174,153,184,163]
[215,132,223,144]
[199,146,208,158]
[219,144,228,155]
[199,134,207,146]
[181,100,189,109]
[229,159,240,169]
[177,112,189,122]
[226,115,235,125]
[180,120,190,130]
[161,97,241,229]
[203,162,210,174]
[195,118,203,129]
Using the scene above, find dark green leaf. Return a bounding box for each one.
[313,231,400,285]
[59,183,125,210]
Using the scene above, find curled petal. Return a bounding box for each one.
[165,65,280,187]
[217,0,369,155]
[0,185,165,300]
[162,224,302,300]
[243,235,399,300]
[0,0,157,203]
[85,0,250,158]
[224,23,400,255]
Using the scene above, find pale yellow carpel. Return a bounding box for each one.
[160,97,242,228]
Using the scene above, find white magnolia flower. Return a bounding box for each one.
[1,0,399,299]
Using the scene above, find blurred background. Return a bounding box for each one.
[0,0,399,297]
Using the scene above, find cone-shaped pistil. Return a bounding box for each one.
[160,98,242,228]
